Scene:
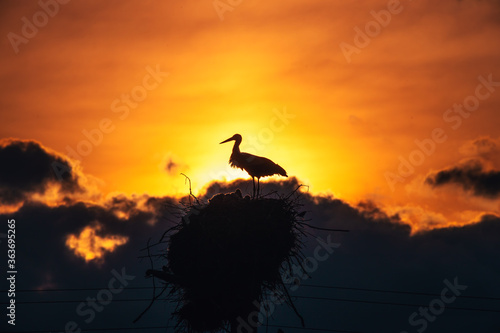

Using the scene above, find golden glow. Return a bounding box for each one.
[65,224,128,262]
[1,1,499,232]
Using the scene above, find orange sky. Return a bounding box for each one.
[1,0,500,233]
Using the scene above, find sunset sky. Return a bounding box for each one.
[1,1,500,332]
[2,0,500,232]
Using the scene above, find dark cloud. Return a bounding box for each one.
[163,153,187,176]
[468,137,499,155]
[460,136,500,165]
[165,158,179,174]
[1,194,175,289]
[425,161,500,198]
[105,194,140,218]
[1,177,499,332]
[0,138,84,204]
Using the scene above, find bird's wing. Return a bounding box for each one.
[239,153,287,177]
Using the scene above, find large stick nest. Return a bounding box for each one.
[141,189,307,332]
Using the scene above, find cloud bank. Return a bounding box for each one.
[0,139,84,204]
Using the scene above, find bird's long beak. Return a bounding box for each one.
[220,136,234,144]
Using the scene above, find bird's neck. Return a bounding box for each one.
[232,139,241,154]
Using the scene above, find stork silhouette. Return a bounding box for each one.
[220,134,287,198]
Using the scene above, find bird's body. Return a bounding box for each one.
[220,134,287,197]
[229,152,287,179]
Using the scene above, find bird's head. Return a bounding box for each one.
[220,134,242,144]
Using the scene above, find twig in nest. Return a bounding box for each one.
[279,275,305,327]
[286,184,309,200]
[181,173,200,206]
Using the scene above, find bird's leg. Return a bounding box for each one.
[252,176,256,199]
[257,178,260,198]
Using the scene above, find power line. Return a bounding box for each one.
[10,286,152,293]
[6,298,152,304]
[6,296,500,313]
[12,327,175,333]
[298,283,500,301]
[269,324,364,333]
[294,295,500,313]
[7,324,365,333]
[7,284,500,301]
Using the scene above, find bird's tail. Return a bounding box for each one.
[276,164,288,177]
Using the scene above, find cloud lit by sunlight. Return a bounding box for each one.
[65,224,128,262]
